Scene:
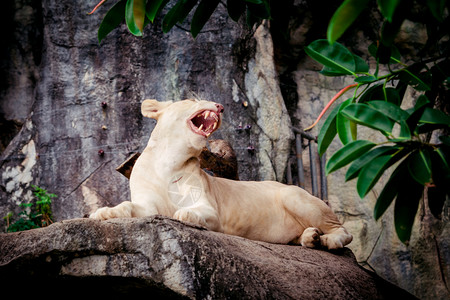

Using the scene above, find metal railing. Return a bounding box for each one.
[286,128,328,201]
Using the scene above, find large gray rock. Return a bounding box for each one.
[0,216,414,299]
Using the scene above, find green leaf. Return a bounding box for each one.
[317,102,340,156]
[367,100,410,123]
[327,0,370,44]
[374,158,409,220]
[440,135,450,147]
[246,0,270,19]
[398,120,411,139]
[305,40,356,76]
[399,68,432,91]
[434,147,450,178]
[191,0,220,38]
[98,0,127,43]
[368,43,401,65]
[246,6,260,28]
[408,149,432,185]
[320,54,368,76]
[429,147,450,218]
[355,75,377,84]
[320,66,351,77]
[383,87,401,105]
[357,146,411,198]
[358,83,383,103]
[378,15,405,63]
[341,103,395,135]
[227,0,246,22]
[380,14,404,47]
[146,0,170,22]
[162,0,198,33]
[125,0,146,36]
[337,98,356,145]
[419,108,450,126]
[346,146,397,181]
[394,173,423,243]
[415,94,430,109]
[359,85,401,106]
[326,140,376,174]
[427,0,446,22]
[406,99,429,134]
[353,54,369,74]
[356,154,392,198]
[377,0,401,22]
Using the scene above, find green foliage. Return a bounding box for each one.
[327,0,371,44]
[305,40,369,76]
[307,1,450,244]
[91,0,271,42]
[4,185,56,232]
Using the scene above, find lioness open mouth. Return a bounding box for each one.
[188,109,221,137]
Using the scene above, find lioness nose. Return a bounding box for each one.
[215,103,224,113]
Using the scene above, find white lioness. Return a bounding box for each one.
[90,99,352,249]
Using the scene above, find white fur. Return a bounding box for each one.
[90,99,352,249]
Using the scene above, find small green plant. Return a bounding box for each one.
[4,185,56,232]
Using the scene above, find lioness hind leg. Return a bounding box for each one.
[281,186,352,249]
[320,227,353,250]
[90,201,134,220]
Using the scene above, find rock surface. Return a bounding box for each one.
[0,216,415,299]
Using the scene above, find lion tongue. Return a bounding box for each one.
[192,111,218,135]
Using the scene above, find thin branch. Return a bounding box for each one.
[87,0,107,15]
[304,83,358,131]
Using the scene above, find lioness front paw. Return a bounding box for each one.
[301,227,321,248]
[89,207,112,220]
[174,208,208,228]
[89,203,133,220]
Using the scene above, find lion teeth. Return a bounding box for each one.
[213,113,218,121]
[198,124,204,131]
[212,122,217,130]
[204,111,210,119]
[206,132,211,137]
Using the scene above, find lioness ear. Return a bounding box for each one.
[141,99,173,119]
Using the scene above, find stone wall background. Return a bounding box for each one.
[0,0,448,299]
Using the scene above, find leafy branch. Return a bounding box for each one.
[89,0,271,42]
[305,0,449,244]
